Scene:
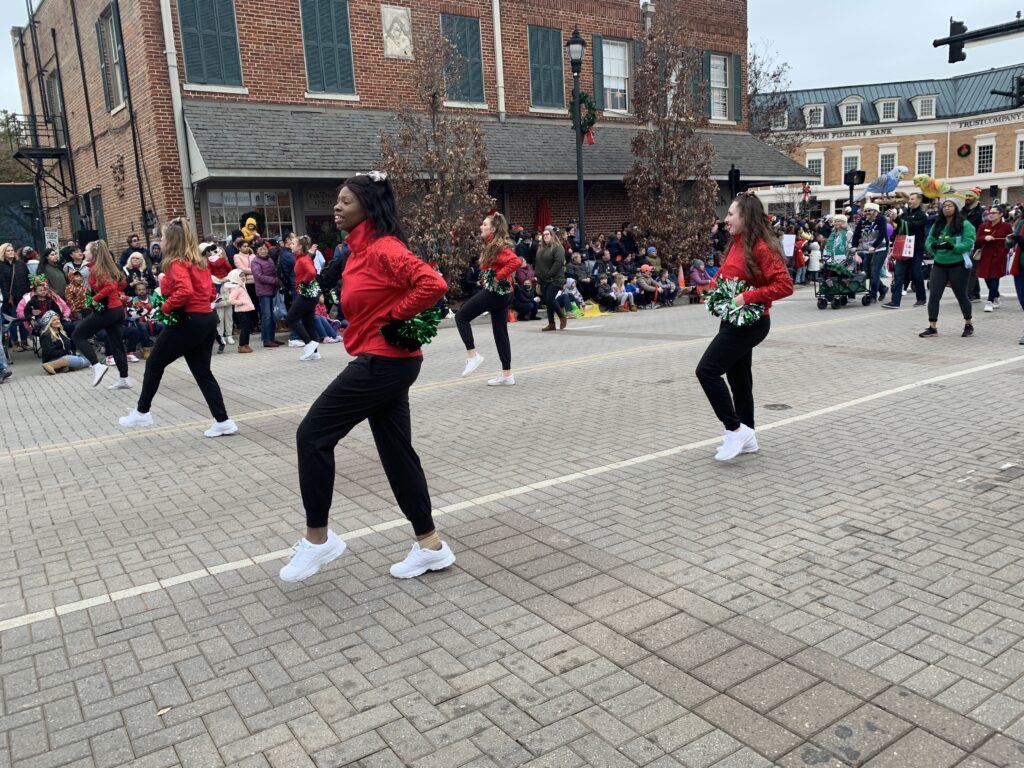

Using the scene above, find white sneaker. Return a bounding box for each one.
[715,424,755,461]
[487,374,515,386]
[105,356,115,366]
[91,362,108,387]
[993,298,1001,308]
[108,377,133,390]
[740,431,759,454]
[462,354,485,377]
[279,530,347,582]
[984,301,994,312]
[299,341,319,360]
[118,409,154,428]
[287,339,304,347]
[226,336,235,345]
[390,541,456,579]
[126,353,140,363]
[204,419,238,437]
[903,289,908,296]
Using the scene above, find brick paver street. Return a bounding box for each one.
[3,281,1024,767]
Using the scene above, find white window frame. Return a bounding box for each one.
[804,104,824,128]
[709,54,729,121]
[805,149,825,186]
[911,95,936,120]
[841,147,861,179]
[99,5,126,111]
[838,96,862,126]
[975,136,996,175]
[601,39,630,114]
[770,111,788,131]
[878,144,898,176]
[915,140,936,177]
[206,189,296,240]
[1016,130,1024,171]
[878,99,898,122]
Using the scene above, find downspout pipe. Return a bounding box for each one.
[159,0,195,220]
[491,0,506,123]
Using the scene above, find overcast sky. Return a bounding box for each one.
[0,2,1021,113]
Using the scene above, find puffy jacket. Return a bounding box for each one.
[636,270,659,294]
[0,258,30,309]
[251,253,279,297]
[535,243,565,286]
[39,328,75,363]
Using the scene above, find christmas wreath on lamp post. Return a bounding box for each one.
[577,91,598,145]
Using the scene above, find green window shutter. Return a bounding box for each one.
[302,0,354,94]
[178,0,241,86]
[111,12,128,99]
[592,35,603,110]
[731,52,742,120]
[95,18,112,111]
[442,14,483,103]
[529,26,563,108]
[702,51,712,117]
[177,0,204,84]
[300,0,324,92]
[215,0,242,86]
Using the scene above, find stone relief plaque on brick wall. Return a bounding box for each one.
[381,5,413,60]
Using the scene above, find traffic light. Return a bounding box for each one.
[948,19,967,63]
[1016,75,1024,106]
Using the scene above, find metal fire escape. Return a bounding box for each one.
[5,113,73,199]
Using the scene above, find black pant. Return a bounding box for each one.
[72,307,128,378]
[296,354,433,533]
[927,262,972,324]
[246,283,259,324]
[542,281,564,324]
[236,313,252,346]
[968,264,981,301]
[287,295,318,344]
[136,312,228,422]
[456,289,511,370]
[984,278,1001,303]
[514,301,538,320]
[695,316,771,431]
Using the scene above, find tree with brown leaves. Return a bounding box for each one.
[747,42,810,157]
[379,33,494,297]
[625,0,719,271]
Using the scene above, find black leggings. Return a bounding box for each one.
[695,316,771,431]
[455,289,512,370]
[927,262,972,324]
[296,354,433,533]
[542,281,565,324]
[287,295,318,344]
[136,312,228,422]
[72,307,128,378]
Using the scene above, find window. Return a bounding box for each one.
[441,14,483,103]
[976,142,994,175]
[299,0,355,95]
[914,96,935,120]
[177,0,243,86]
[89,191,106,241]
[879,150,896,175]
[770,111,788,131]
[601,40,629,112]
[805,106,823,128]
[916,148,933,176]
[710,54,728,120]
[44,71,65,147]
[880,100,897,121]
[207,190,295,240]
[528,26,563,108]
[96,5,126,111]
[806,158,823,186]
[843,103,860,124]
[1018,136,1024,171]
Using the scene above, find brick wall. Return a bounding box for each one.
[500,180,631,238]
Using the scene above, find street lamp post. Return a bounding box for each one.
[566,27,586,249]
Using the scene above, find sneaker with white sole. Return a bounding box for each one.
[715,424,755,461]
[226,336,235,345]
[984,301,994,312]
[993,297,1001,308]
[287,339,304,347]
[126,353,140,362]
[487,374,515,386]
[390,541,456,579]
[462,354,485,377]
[108,377,133,390]
[91,362,108,387]
[299,341,319,360]
[204,419,238,437]
[740,431,759,454]
[279,530,347,582]
[119,409,154,428]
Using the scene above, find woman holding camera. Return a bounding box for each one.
[920,198,976,338]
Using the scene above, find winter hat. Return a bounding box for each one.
[646,245,657,254]
[965,187,981,201]
[940,196,962,210]
[39,310,59,327]
[863,202,880,213]
[226,268,244,284]
[832,214,848,225]
[639,264,652,272]
[692,258,705,269]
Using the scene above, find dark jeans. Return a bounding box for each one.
[542,281,565,324]
[927,262,972,324]
[1016,273,1024,310]
[259,295,275,342]
[863,250,886,299]
[890,255,926,306]
[72,307,128,377]
[514,301,538,320]
[455,289,512,370]
[695,316,771,431]
[236,312,252,346]
[136,312,228,421]
[286,295,318,344]
[296,354,433,533]
[984,278,1001,303]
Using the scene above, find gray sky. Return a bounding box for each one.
[0,2,1021,113]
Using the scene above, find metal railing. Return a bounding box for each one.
[4,113,66,154]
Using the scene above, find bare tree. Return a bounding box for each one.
[0,110,33,183]
[747,42,810,157]
[624,0,718,269]
[379,33,494,297]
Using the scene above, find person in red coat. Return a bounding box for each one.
[279,173,452,584]
[119,217,236,438]
[974,205,1013,312]
[455,212,520,385]
[696,193,794,461]
[71,240,131,388]
[286,235,321,360]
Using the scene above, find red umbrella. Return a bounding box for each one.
[534,196,552,232]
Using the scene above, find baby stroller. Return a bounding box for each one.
[815,257,868,310]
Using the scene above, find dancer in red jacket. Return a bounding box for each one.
[280,173,452,583]
[286,235,321,360]
[696,193,793,461]
[119,217,236,437]
[71,240,131,388]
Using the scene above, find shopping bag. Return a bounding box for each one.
[891,235,914,261]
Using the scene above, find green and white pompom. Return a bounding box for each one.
[379,306,444,352]
[151,291,184,327]
[297,280,321,298]
[704,278,765,327]
[84,290,107,314]
[482,269,511,295]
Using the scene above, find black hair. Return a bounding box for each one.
[128,233,139,244]
[931,203,964,238]
[341,175,408,245]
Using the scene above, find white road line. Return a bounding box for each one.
[1,351,1022,635]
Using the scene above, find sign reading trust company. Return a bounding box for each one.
[956,112,1024,129]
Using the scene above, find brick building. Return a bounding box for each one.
[754,65,1024,216]
[12,0,809,250]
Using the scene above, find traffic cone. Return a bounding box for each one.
[507,308,517,322]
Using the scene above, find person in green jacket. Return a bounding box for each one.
[534,228,567,331]
[920,197,976,338]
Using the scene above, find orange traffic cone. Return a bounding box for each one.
[507,308,517,322]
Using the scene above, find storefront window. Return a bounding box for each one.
[207,190,295,239]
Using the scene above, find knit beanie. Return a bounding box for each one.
[39,310,58,327]
[940,196,962,211]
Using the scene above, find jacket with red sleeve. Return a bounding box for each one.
[714,234,793,314]
[339,220,448,358]
[160,260,216,314]
[482,245,520,286]
[88,271,127,309]
[294,253,317,290]
[207,252,232,281]
[974,219,1012,280]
